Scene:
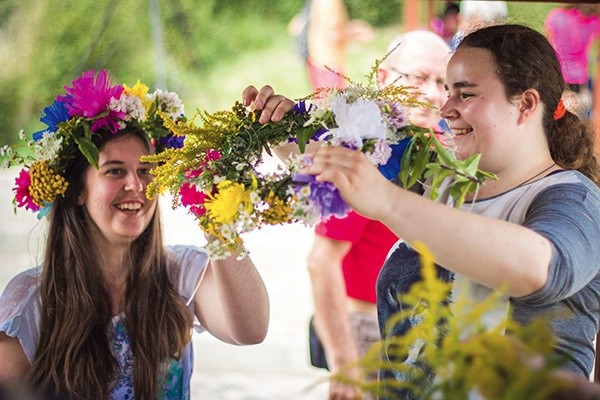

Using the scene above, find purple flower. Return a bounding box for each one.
[159,134,185,149]
[308,181,349,219]
[380,100,410,131]
[293,172,349,219]
[293,100,314,114]
[33,100,71,140]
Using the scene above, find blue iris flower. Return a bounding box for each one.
[33,100,70,141]
[378,136,412,182]
[293,100,314,114]
[159,134,185,149]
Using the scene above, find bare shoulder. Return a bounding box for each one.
[0,333,30,382]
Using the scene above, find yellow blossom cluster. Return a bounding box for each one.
[204,180,252,224]
[28,160,68,207]
[261,191,293,224]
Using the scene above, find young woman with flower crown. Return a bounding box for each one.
[244,23,600,394]
[0,70,269,399]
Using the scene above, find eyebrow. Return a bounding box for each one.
[99,160,155,168]
[444,81,478,91]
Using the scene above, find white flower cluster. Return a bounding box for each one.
[33,132,64,163]
[152,89,185,120]
[109,94,147,123]
[302,90,408,167]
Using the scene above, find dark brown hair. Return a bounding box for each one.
[28,129,193,399]
[458,24,600,185]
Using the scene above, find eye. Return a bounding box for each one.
[412,75,427,85]
[138,168,152,176]
[459,92,474,100]
[106,168,125,176]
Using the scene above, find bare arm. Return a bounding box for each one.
[194,246,269,345]
[308,234,364,399]
[304,147,551,298]
[0,333,30,384]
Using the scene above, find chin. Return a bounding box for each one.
[453,146,471,161]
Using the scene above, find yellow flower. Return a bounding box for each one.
[123,80,151,108]
[29,160,68,206]
[204,180,251,224]
[262,191,292,224]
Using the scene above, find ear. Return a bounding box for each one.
[377,68,390,87]
[77,191,86,206]
[516,89,540,125]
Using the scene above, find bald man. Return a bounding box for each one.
[307,30,451,400]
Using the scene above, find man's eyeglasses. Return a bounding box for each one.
[389,67,445,88]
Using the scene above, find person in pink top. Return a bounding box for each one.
[545,4,600,119]
[306,30,451,400]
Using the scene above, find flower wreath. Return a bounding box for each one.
[2,69,185,218]
[142,59,496,259]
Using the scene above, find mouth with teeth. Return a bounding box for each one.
[116,202,143,211]
[452,128,473,136]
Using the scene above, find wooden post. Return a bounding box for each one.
[404,0,420,31]
[427,0,436,30]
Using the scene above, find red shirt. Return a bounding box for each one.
[315,211,399,303]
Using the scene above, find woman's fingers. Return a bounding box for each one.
[241,85,260,107]
[241,85,294,123]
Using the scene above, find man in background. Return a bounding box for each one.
[307,30,451,400]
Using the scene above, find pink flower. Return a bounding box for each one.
[179,149,221,218]
[179,183,208,218]
[57,70,125,133]
[13,168,40,212]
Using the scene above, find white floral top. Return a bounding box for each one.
[0,245,208,400]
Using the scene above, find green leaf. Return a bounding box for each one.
[74,135,99,168]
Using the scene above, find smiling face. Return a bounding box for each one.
[77,133,157,246]
[440,46,522,172]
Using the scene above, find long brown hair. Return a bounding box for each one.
[458,24,600,186]
[28,129,193,399]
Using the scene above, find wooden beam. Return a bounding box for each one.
[404,0,420,31]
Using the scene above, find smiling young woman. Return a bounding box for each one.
[242,23,600,398]
[0,71,269,400]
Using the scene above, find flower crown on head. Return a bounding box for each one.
[1,69,186,218]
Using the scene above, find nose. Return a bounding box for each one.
[124,172,144,192]
[439,97,457,120]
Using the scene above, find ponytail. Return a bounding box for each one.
[548,109,600,186]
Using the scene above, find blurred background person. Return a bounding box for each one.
[430,1,460,46]
[307,30,451,400]
[545,3,600,120]
[451,0,508,50]
[288,0,374,91]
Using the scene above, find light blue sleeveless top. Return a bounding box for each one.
[0,245,208,400]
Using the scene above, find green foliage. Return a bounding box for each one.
[399,133,497,208]
[0,0,294,147]
[346,0,403,27]
[336,242,574,400]
[507,2,562,32]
